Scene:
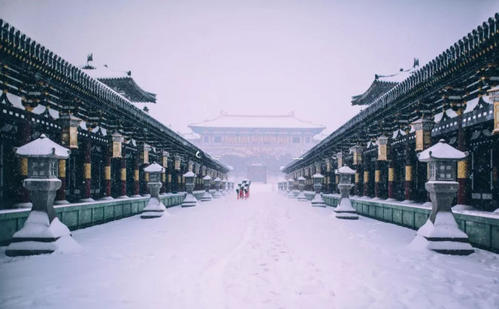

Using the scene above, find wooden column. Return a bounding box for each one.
[456,109,470,205]
[388,160,395,199]
[404,142,413,201]
[160,151,168,194]
[103,153,112,199]
[134,154,140,196]
[14,120,31,207]
[54,159,68,204]
[363,152,369,197]
[120,151,127,197]
[81,140,93,201]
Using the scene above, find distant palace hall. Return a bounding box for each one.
[188,112,325,178]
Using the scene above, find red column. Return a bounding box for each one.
[363,170,369,196]
[404,143,413,201]
[456,113,469,205]
[134,154,140,196]
[104,154,112,199]
[375,161,381,198]
[15,121,31,207]
[387,165,394,199]
[120,154,127,197]
[82,140,93,201]
[55,159,68,204]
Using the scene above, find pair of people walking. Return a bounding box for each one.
[236,179,251,199]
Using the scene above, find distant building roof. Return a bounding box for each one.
[189,111,325,132]
[352,59,419,106]
[82,60,156,103]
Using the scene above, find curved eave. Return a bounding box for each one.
[98,77,157,103]
[351,80,397,106]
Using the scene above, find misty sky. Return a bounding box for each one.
[1,0,497,136]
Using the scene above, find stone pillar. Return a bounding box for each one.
[334,166,358,220]
[141,163,166,218]
[81,140,93,202]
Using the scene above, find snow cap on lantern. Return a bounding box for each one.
[144,162,164,183]
[312,173,324,185]
[418,139,467,182]
[183,171,196,185]
[336,166,355,184]
[16,134,70,179]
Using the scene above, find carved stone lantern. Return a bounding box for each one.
[6,134,78,256]
[213,177,222,198]
[181,171,197,207]
[334,166,359,220]
[200,175,212,202]
[296,176,307,201]
[141,162,167,218]
[415,139,474,255]
[311,173,326,207]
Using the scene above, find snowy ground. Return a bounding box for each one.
[1,184,499,309]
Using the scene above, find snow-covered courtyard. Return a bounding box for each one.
[1,184,499,309]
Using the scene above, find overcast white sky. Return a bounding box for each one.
[1,0,497,135]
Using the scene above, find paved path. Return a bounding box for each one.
[1,185,499,308]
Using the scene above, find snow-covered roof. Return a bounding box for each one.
[214,177,221,181]
[376,68,415,83]
[16,134,70,159]
[418,139,467,162]
[189,111,325,131]
[182,131,201,140]
[352,60,419,106]
[312,173,324,178]
[298,176,306,180]
[82,64,156,103]
[203,175,212,180]
[144,162,164,173]
[336,166,355,175]
[183,171,196,177]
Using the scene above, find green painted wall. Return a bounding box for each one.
[0,194,185,246]
[323,194,499,253]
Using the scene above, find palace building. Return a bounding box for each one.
[0,19,229,209]
[188,112,325,178]
[283,14,499,211]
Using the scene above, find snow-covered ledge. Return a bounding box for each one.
[322,194,499,253]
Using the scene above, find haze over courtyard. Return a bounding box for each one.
[1,1,499,308]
